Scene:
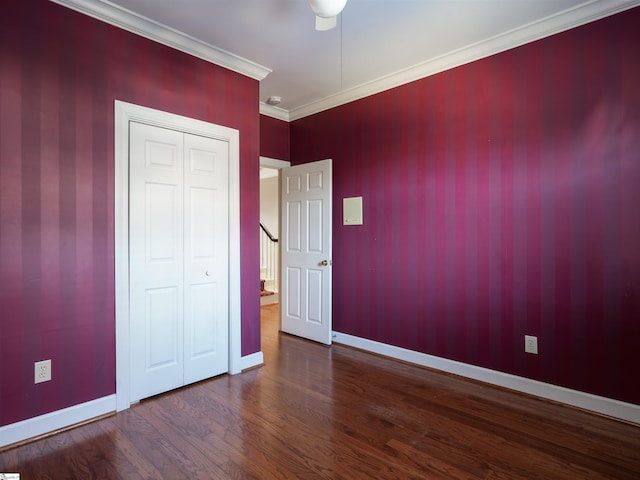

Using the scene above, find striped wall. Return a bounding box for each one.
[0,0,261,427]
[260,114,290,161]
[290,7,640,405]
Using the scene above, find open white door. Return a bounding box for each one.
[280,159,332,345]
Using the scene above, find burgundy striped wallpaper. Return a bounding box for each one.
[291,8,640,405]
[260,115,290,161]
[0,0,261,427]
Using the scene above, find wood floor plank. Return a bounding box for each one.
[94,417,163,480]
[1,303,639,479]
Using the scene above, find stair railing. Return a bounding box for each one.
[260,223,278,292]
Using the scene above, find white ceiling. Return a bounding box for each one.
[55,0,639,120]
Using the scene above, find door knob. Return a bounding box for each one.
[205,270,211,276]
[320,260,331,266]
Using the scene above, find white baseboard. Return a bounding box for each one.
[0,395,116,449]
[240,351,264,371]
[5,339,634,449]
[332,332,640,425]
[1,353,264,449]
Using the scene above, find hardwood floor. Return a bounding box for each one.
[2,304,639,479]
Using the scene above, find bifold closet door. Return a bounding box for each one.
[129,121,229,402]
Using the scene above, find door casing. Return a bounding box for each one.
[114,100,241,411]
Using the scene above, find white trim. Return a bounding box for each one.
[227,123,242,377]
[332,332,640,425]
[114,100,242,412]
[288,0,640,120]
[259,156,291,170]
[50,1,639,120]
[240,351,264,371]
[259,102,290,122]
[0,395,115,449]
[49,0,271,81]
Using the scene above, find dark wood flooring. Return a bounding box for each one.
[1,304,639,479]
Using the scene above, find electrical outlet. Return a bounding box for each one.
[34,359,52,384]
[524,335,538,354]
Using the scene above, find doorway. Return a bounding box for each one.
[258,157,333,346]
[259,157,290,312]
[114,101,242,411]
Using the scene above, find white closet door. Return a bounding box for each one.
[183,132,229,384]
[129,122,228,402]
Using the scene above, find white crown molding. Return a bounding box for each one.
[289,0,640,121]
[49,0,272,81]
[51,0,639,120]
[259,102,290,122]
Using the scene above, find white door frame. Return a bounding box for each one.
[260,156,290,170]
[114,100,241,412]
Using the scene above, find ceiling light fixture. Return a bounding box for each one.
[307,0,347,31]
[266,96,282,106]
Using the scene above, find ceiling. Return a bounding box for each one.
[55,0,638,120]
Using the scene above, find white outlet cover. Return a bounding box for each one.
[34,359,52,383]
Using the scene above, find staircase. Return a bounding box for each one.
[260,223,278,305]
[260,279,274,297]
